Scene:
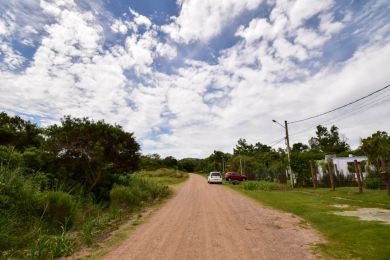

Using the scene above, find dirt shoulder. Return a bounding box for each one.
[103,174,323,260]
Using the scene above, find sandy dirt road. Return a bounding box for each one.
[104,174,322,260]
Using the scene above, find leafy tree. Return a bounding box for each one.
[292,142,309,152]
[309,125,350,154]
[140,154,162,170]
[162,156,178,168]
[361,131,390,194]
[0,112,43,150]
[45,116,140,198]
[178,158,198,172]
[290,149,324,187]
[254,142,272,153]
[234,138,254,155]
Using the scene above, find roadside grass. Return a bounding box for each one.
[136,168,189,186]
[228,181,390,259]
[0,166,187,259]
[74,169,188,259]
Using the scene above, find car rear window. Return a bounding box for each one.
[211,172,221,177]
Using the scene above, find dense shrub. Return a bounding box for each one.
[0,145,23,169]
[110,176,171,209]
[110,185,144,209]
[43,191,77,228]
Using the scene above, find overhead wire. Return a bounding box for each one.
[289,84,390,124]
[288,86,390,137]
[286,84,390,144]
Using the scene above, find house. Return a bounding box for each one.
[317,154,368,178]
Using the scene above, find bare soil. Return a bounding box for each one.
[103,174,323,260]
[335,208,390,224]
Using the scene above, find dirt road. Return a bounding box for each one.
[104,174,322,260]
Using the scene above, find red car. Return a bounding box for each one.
[225,172,247,181]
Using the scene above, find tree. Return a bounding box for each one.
[309,125,350,154]
[234,138,254,155]
[45,116,140,198]
[254,142,272,153]
[361,131,390,195]
[292,142,309,152]
[162,156,178,168]
[0,112,43,150]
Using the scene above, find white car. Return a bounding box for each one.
[208,171,223,184]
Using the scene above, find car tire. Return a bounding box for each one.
[227,178,231,181]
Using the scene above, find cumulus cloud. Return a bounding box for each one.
[0,0,389,158]
[163,0,263,43]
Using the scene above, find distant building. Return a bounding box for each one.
[317,154,368,178]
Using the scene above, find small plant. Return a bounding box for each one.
[30,227,73,259]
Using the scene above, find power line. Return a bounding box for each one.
[288,90,390,139]
[270,137,286,147]
[289,84,390,124]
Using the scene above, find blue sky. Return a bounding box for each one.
[0,0,389,158]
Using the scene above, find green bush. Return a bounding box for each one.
[0,145,22,169]
[242,181,280,191]
[110,176,171,209]
[0,165,42,216]
[43,191,76,228]
[110,185,144,209]
[365,176,385,189]
[30,230,73,259]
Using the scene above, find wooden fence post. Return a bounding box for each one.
[327,163,335,191]
[354,160,363,193]
[310,161,317,189]
[379,155,390,195]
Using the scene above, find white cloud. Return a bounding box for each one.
[289,0,334,28]
[163,0,263,43]
[0,0,389,159]
[319,13,344,35]
[294,28,329,49]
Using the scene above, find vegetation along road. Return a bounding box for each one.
[103,174,322,260]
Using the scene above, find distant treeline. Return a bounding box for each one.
[143,124,390,191]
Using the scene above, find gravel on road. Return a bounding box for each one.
[103,173,322,260]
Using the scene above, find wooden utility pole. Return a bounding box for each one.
[285,120,293,188]
[379,155,390,195]
[310,161,317,189]
[327,163,335,191]
[239,156,243,175]
[354,160,363,193]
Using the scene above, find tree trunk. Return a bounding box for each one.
[310,161,317,189]
[354,160,363,193]
[327,163,335,191]
[379,155,390,195]
[357,162,364,191]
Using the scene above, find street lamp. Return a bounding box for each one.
[272,119,294,188]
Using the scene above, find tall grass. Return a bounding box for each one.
[242,181,289,191]
[0,165,173,259]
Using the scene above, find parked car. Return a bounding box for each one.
[225,172,247,181]
[208,171,223,184]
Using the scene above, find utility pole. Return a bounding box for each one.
[272,119,294,188]
[284,120,294,188]
[222,157,225,173]
[239,156,243,175]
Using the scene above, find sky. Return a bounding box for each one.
[0,0,389,159]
